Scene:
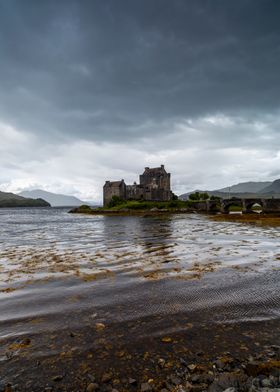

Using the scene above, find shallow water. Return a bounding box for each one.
[0,208,280,389]
[0,208,280,320]
[0,207,280,286]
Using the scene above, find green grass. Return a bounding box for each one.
[252,204,262,211]
[101,199,194,211]
[228,205,243,212]
[73,199,211,214]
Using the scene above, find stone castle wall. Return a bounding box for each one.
[103,180,126,207]
[103,165,172,206]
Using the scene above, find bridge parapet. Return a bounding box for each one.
[263,199,280,213]
[220,198,280,214]
[185,197,280,214]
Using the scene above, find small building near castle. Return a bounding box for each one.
[103,165,173,206]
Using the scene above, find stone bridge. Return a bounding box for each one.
[221,198,280,213]
[190,198,280,214]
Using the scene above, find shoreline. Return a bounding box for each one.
[69,206,193,216]
[70,206,280,225]
[1,304,279,391]
[209,213,280,226]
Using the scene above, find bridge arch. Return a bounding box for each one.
[243,199,264,213]
[221,198,243,214]
[207,200,221,213]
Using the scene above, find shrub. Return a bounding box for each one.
[189,192,200,201]
[79,204,92,210]
[189,192,209,201]
[200,192,210,200]
[107,195,124,208]
[210,195,221,201]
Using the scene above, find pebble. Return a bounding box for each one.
[169,375,181,385]
[179,358,188,367]
[191,374,214,384]
[99,386,112,392]
[128,378,137,386]
[101,373,112,383]
[261,378,273,388]
[245,362,260,377]
[215,359,226,369]
[141,382,152,391]
[4,384,13,392]
[161,337,172,343]
[87,374,96,383]
[86,383,99,392]
[52,375,63,382]
[251,378,261,388]
[158,358,165,368]
[95,323,105,331]
[21,337,31,346]
[209,372,248,392]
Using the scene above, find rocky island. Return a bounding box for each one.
[70,166,280,220]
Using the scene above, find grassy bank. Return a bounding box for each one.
[103,199,190,210]
[69,199,198,215]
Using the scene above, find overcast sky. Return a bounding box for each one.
[0,0,280,201]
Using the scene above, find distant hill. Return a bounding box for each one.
[0,191,50,208]
[258,179,280,194]
[179,189,268,200]
[179,179,280,200]
[217,181,272,193]
[19,189,84,207]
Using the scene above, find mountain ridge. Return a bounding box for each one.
[217,181,272,193]
[179,180,279,200]
[18,189,84,207]
[258,179,280,194]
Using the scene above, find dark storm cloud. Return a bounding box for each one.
[0,0,280,142]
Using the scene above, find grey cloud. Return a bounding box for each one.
[0,0,280,143]
[1,0,280,199]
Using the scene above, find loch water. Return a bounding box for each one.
[0,207,280,388]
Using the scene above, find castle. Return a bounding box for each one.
[103,165,173,206]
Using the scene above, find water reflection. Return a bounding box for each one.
[0,208,279,341]
[0,208,280,290]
